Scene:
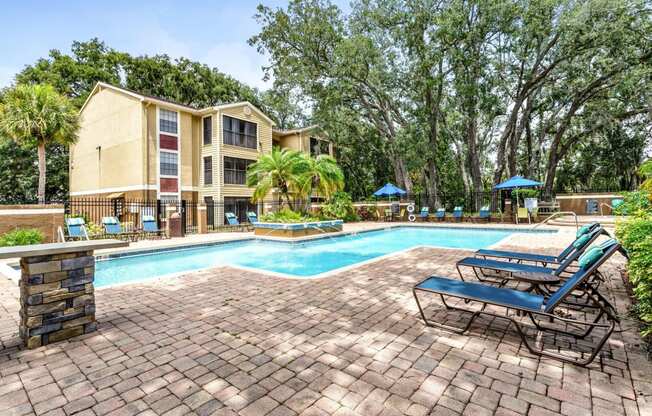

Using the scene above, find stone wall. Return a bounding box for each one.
[0,205,64,243]
[19,250,96,349]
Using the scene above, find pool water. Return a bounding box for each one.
[96,227,515,286]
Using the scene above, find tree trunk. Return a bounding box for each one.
[392,155,413,195]
[466,117,483,211]
[424,161,441,208]
[37,140,46,204]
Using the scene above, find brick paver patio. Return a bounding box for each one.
[1,230,651,415]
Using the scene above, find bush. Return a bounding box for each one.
[320,191,359,222]
[0,228,44,247]
[615,198,652,336]
[260,208,322,223]
[614,191,652,215]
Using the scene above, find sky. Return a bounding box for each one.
[0,0,349,91]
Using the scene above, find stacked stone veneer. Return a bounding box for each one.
[19,250,96,349]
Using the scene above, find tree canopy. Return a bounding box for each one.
[250,0,652,205]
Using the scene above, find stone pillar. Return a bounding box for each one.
[165,205,177,237]
[197,204,208,234]
[19,251,96,349]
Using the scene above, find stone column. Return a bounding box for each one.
[19,251,96,349]
[165,205,177,237]
[197,204,208,234]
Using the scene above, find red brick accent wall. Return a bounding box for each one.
[160,134,178,150]
[160,178,178,193]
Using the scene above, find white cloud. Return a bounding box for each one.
[201,41,272,90]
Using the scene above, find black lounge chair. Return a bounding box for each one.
[458,225,606,285]
[474,222,603,266]
[413,241,621,366]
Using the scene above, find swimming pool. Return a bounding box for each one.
[94,226,534,287]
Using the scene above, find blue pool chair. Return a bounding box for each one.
[413,241,621,366]
[225,212,240,226]
[474,222,603,266]
[453,206,464,221]
[247,211,258,223]
[102,216,127,239]
[65,217,89,240]
[420,207,429,222]
[435,208,445,221]
[477,205,491,222]
[142,215,164,238]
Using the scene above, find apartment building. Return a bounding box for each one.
[70,82,332,223]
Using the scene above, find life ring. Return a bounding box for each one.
[408,214,416,222]
[407,204,415,213]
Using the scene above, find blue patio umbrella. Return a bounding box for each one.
[494,176,542,214]
[494,175,542,190]
[373,183,407,198]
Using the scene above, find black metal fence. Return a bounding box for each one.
[64,198,200,235]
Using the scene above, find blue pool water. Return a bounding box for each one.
[96,227,516,286]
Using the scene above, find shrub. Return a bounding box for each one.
[356,206,376,221]
[260,208,322,223]
[616,213,652,336]
[614,191,651,215]
[320,191,359,222]
[0,228,44,247]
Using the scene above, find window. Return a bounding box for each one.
[203,156,213,185]
[160,109,178,134]
[160,152,178,176]
[203,116,212,145]
[223,116,257,149]
[224,157,254,185]
[310,137,329,157]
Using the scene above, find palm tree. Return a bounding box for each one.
[246,147,308,207]
[0,84,79,203]
[298,153,345,200]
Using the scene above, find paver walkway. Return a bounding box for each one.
[0,230,650,416]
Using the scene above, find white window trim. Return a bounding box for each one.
[156,106,181,201]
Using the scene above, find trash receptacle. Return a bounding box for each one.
[168,212,183,237]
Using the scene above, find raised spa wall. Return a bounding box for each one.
[253,220,343,238]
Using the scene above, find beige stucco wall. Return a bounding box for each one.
[70,88,144,195]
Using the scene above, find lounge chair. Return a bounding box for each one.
[64,217,89,240]
[420,207,429,222]
[475,205,491,222]
[384,208,393,222]
[453,206,464,222]
[435,208,445,221]
[247,211,258,223]
[142,215,164,238]
[102,216,134,240]
[413,240,621,366]
[225,212,240,226]
[457,229,610,286]
[474,222,603,266]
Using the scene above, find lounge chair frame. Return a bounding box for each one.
[413,243,620,366]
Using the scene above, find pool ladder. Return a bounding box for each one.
[531,211,579,231]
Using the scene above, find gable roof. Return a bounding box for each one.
[272,125,320,137]
[80,82,275,125]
